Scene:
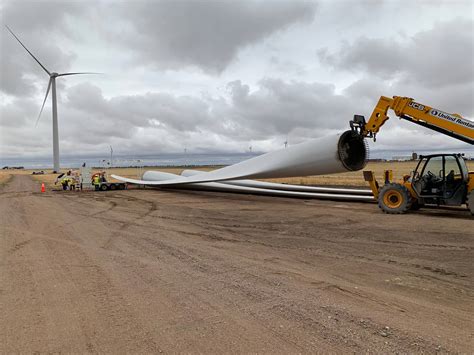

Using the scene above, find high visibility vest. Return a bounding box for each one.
[93,176,100,185]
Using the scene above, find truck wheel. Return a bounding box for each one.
[410,200,423,211]
[100,184,108,191]
[378,183,412,214]
[467,192,474,216]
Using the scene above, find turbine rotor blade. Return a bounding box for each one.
[5,25,51,75]
[35,78,52,127]
[57,72,103,77]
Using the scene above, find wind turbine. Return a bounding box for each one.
[6,25,99,173]
[110,145,114,167]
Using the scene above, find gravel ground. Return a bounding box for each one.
[1,175,472,353]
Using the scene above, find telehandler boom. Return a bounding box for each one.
[350,96,474,215]
[350,96,474,144]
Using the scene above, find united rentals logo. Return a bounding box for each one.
[429,109,474,130]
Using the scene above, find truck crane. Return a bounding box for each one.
[350,96,474,215]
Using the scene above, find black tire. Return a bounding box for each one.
[100,184,108,191]
[378,183,412,214]
[410,200,423,211]
[467,191,474,216]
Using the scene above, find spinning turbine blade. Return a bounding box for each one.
[35,78,52,127]
[5,25,51,75]
[57,72,102,77]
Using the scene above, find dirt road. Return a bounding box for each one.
[1,175,472,353]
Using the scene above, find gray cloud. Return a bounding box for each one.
[57,78,374,154]
[221,79,349,139]
[0,0,85,96]
[1,0,473,163]
[318,19,474,88]
[3,69,472,160]
[110,0,317,73]
[66,82,214,132]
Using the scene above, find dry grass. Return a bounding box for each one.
[5,161,474,189]
[21,169,58,187]
[0,171,12,186]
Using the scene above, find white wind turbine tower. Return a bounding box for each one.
[6,26,99,173]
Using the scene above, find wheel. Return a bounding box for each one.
[410,200,423,211]
[100,184,108,191]
[378,183,412,214]
[467,191,474,216]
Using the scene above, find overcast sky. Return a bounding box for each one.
[0,0,473,161]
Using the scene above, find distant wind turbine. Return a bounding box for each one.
[110,145,113,167]
[6,25,100,173]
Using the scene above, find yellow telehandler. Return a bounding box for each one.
[350,96,474,215]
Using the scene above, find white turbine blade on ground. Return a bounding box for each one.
[57,72,102,77]
[116,170,374,202]
[112,130,368,187]
[179,169,373,195]
[5,25,51,75]
[35,78,52,127]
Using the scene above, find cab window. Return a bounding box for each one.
[422,156,443,177]
[444,155,461,180]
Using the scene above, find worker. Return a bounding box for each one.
[70,177,76,191]
[61,178,68,190]
[55,173,65,185]
[93,174,101,190]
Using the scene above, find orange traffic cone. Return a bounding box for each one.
[41,183,45,193]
